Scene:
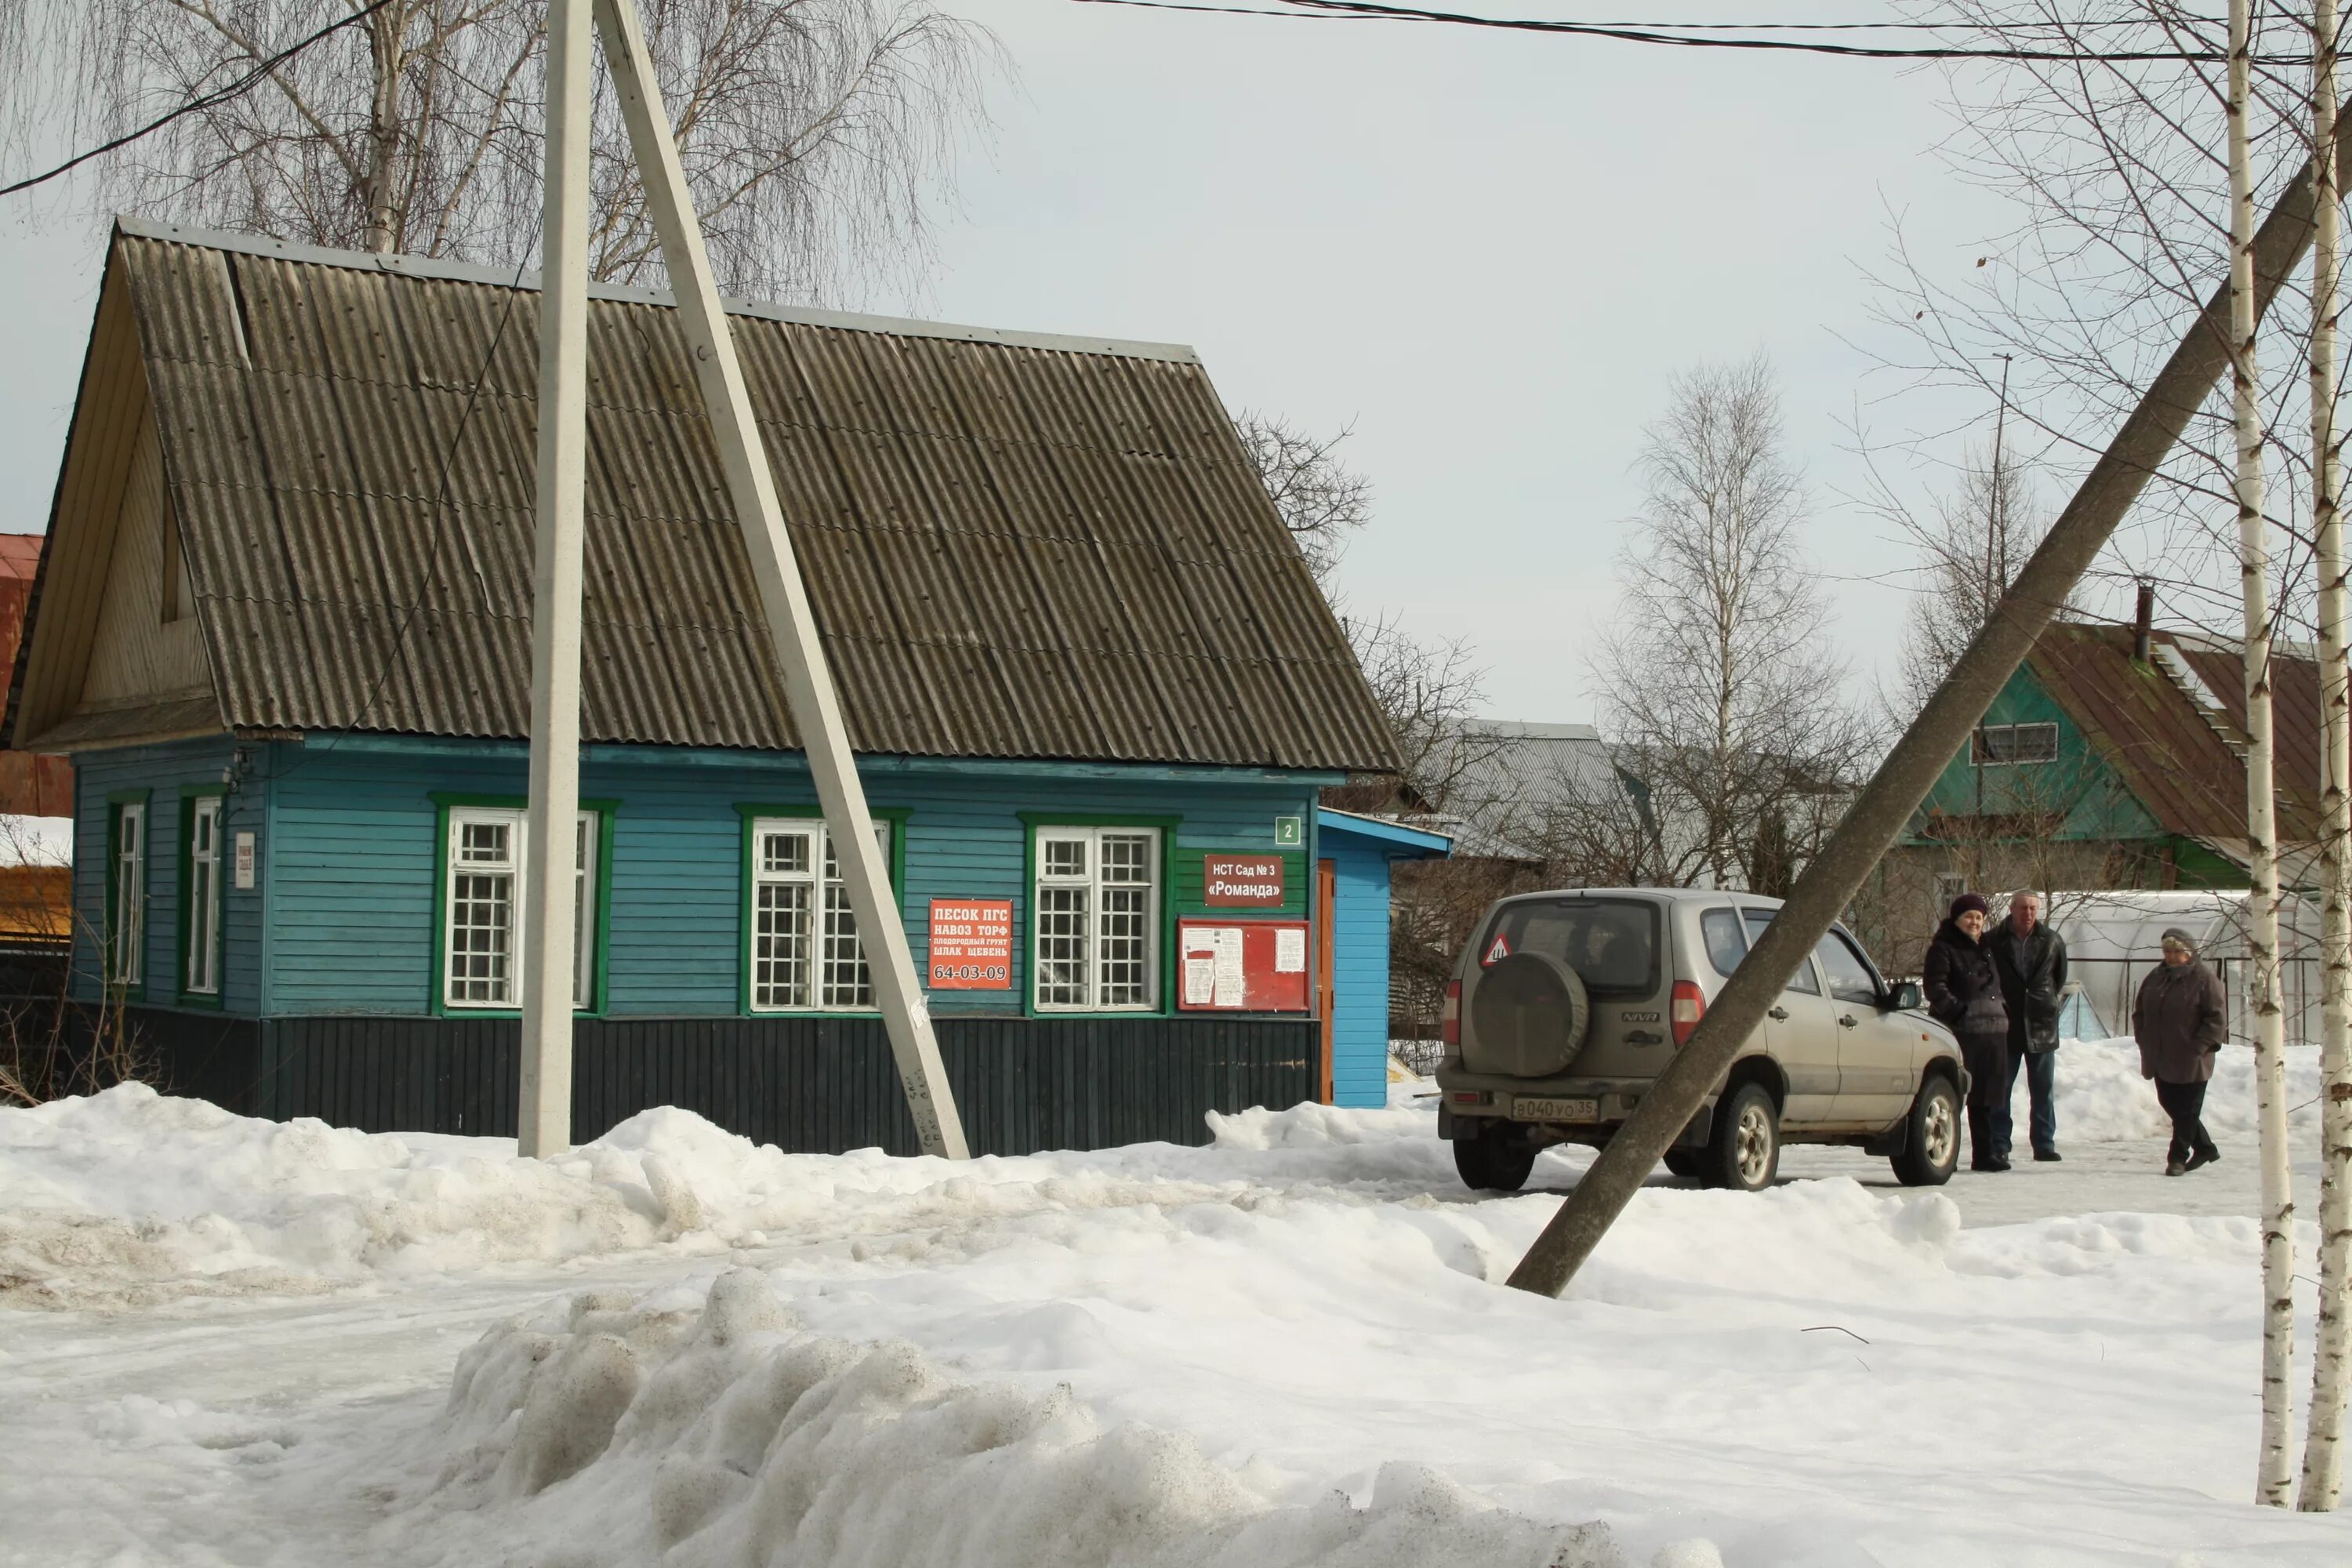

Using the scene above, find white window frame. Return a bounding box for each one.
[184,795,223,996]
[108,800,146,989]
[746,815,890,1014]
[1971,721,2060,766]
[441,806,600,1012]
[1031,826,1162,1014]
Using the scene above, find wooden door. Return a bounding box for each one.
[1316,858,1337,1104]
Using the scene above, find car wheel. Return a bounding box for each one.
[1454,1125,1537,1193]
[1891,1073,1961,1188]
[1661,1149,1706,1181]
[1699,1083,1780,1192]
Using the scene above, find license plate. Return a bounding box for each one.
[1514,1095,1599,1122]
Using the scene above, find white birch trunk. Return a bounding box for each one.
[2233,0,2300,1507]
[2309,0,2352,1508]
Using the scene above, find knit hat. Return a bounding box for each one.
[2160,927,2198,954]
[1949,892,1990,920]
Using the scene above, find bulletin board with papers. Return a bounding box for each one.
[1174,918,1312,1012]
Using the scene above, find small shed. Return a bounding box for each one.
[1314,808,1450,1105]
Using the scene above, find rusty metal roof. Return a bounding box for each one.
[2027,621,2322,844]
[96,219,1396,771]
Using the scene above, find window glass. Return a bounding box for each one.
[1699,908,1748,978]
[1477,897,1659,997]
[443,808,598,1011]
[1814,930,1881,1007]
[1742,907,1819,994]
[186,797,222,996]
[750,818,888,1012]
[1972,722,2060,765]
[110,802,145,988]
[1033,826,1162,1011]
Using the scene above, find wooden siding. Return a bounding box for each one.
[78,419,209,712]
[260,737,1323,1019]
[68,737,258,1012]
[1909,660,2161,844]
[122,1007,1318,1155]
[1325,836,1394,1108]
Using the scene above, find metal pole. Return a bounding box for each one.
[590,0,968,1158]
[517,0,594,1160]
[1505,106,2350,1301]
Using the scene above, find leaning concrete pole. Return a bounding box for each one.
[1507,105,2350,1301]
[517,0,595,1160]
[590,0,967,1158]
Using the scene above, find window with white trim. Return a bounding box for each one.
[441,807,599,1011]
[1971,722,2060,765]
[108,800,145,988]
[747,817,889,1011]
[184,796,222,996]
[1032,826,1160,1012]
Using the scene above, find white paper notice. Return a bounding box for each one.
[1184,953,1216,1006]
[1274,926,1307,975]
[1211,927,1245,1007]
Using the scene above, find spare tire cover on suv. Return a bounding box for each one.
[1465,951,1592,1077]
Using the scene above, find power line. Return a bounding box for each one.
[1073,0,2285,62]
[0,0,394,198]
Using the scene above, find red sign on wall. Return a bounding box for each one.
[1203,854,1286,906]
[927,898,1013,989]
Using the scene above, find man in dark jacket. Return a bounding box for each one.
[1923,892,2012,1171]
[2132,927,2229,1176]
[1988,890,2068,1163]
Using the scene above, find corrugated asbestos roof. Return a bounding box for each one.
[2028,621,2322,844]
[98,220,1396,771]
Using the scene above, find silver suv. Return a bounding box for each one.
[1435,888,1964,1192]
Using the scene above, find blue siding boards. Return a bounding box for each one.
[1315,809,1452,1109]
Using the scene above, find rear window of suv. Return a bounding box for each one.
[1476,897,1661,998]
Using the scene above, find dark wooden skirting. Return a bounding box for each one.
[119,1007,1320,1156]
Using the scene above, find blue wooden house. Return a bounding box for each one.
[5,219,1444,1152]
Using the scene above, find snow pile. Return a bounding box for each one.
[0,1085,1256,1309]
[388,1269,1622,1568]
[2048,1036,2325,1144]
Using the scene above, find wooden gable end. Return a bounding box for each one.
[7,251,226,753]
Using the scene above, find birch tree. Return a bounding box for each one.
[1588,353,1871,891]
[2226,0,2301,1507]
[0,0,999,303]
[2305,0,2352,1508]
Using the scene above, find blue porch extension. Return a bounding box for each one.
[1315,808,1450,1107]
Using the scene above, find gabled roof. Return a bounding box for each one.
[6,220,1396,771]
[2025,621,2322,844]
[1426,720,1644,861]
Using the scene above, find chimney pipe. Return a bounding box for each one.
[2132,582,2154,662]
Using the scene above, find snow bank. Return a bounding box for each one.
[2048,1036,2324,1143]
[387,1270,1623,1568]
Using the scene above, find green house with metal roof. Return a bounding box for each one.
[1881,612,2325,953]
[5,219,1444,1151]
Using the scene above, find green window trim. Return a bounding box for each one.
[103,789,151,999]
[1018,812,1181,1020]
[426,793,619,1018]
[733,802,911,1017]
[175,787,227,1008]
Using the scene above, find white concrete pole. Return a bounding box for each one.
[2304,0,2352,1509]
[2231,0,2300,1507]
[517,0,594,1160]
[590,0,968,1159]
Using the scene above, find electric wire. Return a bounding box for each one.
[1073,0,2289,62]
[0,1,396,198]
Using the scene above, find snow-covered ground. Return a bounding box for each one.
[2,1040,2347,1566]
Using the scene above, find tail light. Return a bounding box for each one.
[1441,978,1462,1047]
[1671,980,1705,1046]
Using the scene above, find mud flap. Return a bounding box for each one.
[1673,1105,1711,1149]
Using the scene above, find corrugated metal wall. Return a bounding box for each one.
[126,1007,1316,1155]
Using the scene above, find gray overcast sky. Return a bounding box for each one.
[0,1,2017,723]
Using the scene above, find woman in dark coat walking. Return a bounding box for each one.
[2132,927,2229,1175]
[1923,893,2013,1171]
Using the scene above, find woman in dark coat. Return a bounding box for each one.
[1923,892,2013,1171]
[2132,927,2229,1175]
